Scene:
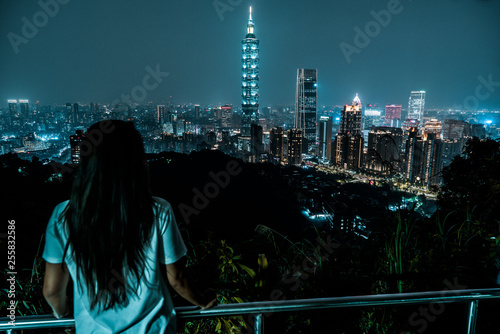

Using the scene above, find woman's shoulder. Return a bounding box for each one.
[152,196,173,212]
[49,200,70,222]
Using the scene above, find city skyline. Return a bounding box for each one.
[1,0,500,109]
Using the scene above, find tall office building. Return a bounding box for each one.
[408,91,426,124]
[156,105,166,124]
[269,127,284,163]
[19,99,29,121]
[8,100,18,127]
[318,116,332,161]
[66,103,77,124]
[443,119,470,140]
[423,133,442,186]
[423,119,442,141]
[295,69,317,150]
[241,6,259,137]
[404,127,424,183]
[70,130,85,164]
[333,94,364,169]
[220,105,232,128]
[194,105,200,119]
[385,104,401,126]
[250,123,263,160]
[404,126,444,186]
[367,127,403,174]
[287,129,303,165]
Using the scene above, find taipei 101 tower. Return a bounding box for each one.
[241,6,259,137]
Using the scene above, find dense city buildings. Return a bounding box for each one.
[295,69,317,151]
[241,7,259,137]
[1,8,499,191]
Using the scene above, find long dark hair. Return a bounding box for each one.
[62,120,155,310]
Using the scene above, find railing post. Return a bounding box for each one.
[254,313,264,334]
[466,300,479,334]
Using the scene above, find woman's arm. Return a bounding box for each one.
[43,262,71,318]
[166,260,216,309]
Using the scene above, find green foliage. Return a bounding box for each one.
[1,236,51,317]
[179,236,256,333]
[439,137,500,227]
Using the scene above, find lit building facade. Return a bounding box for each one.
[8,100,19,127]
[385,104,401,127]
[19,99,29,121]
[318,116,332,161]
[295,69,317,150]
[269,126,284,164]
[287,129,303,165]
[408,90,426,124]
[70,130,85,164]
[443,119,470,140]
[220,105,232,128]
[241,7,259,137]
[423,133,442,186]
[423,119,442,141]
[404,127,424,183]
[333,94,364,170]
[157,105,166,124]
[367,126,403,175]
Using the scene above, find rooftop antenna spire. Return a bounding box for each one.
[249,6,252,21]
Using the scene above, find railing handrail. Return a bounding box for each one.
[2,288,500,331]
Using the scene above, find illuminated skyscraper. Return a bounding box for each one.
[19,99,29,120]
[423,133,442,186]
[287,129,302,165]
[70,130,85,164]
[333,94,364,169]
[8,100,18,127]
[404,127,424,183]
[220,105,232,128]
[318,116,332,161]
[269,127,284,164]
[295,69,317,150]
[156,105,166,124]
[241,6,259,137]
[408,91,426,124]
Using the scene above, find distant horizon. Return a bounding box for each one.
[1,1,499,110]
[3,98,500,112]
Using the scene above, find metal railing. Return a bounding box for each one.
[2,288,500,334]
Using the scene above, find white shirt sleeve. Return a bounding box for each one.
[42,200,70,264]
[155,198,188,265]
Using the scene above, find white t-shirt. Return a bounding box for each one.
[42,197,187,333]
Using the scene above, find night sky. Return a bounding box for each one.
[1,0,499,109]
